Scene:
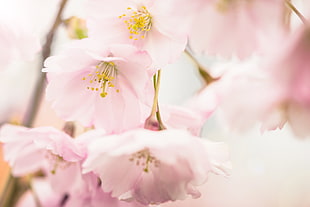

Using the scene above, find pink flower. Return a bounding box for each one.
[0,125,136,207]
[17,176,132,207]
[85,0,188,67]
[160,105,206,136]
[188,0,285,59]
[263,25,310,137]
[207,59,278,132]
[83,129,231,205]
[16,178,63,207]
[0,124,85,176]
[64,172,147,207]
[213,25,310,137]
[185,83,219,121]
[43,41,153,134]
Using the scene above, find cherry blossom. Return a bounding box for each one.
[207,58,278,132]
[64,172,147,207]
[0,124,85,176]
[85,0,188,67]
[264,24,310,137]
[188,0,286,59]
[209,25,310,136]
[16,178,64,207]
[160,105,206,136]
[0,125,141,206]
[83,128,231,205]
[43,41,154,133]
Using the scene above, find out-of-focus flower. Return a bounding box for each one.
[213,25,310,137]
[16,174,148,207]
[16,178,63,207]
[0,124,85,176]
[207,58,279,132]
[43,41,153,134]
[83,128,231,205]
[85,0,188,67]
[160,105,206,136]
[186,83,219,120]
[188,0,285,59]
[64,172,147,207]
[0,125,115,205]
[264,25,310,137]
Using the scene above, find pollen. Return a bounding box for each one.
[45,153,69,174]
[82,61,119,98]
[119,5,152,40]
[129,148,160,173]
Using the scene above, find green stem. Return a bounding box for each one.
[145,70,166,130]
[150,73,159,117]
[154,70,166,130]
[150,70,162,118]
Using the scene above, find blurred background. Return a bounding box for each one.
[1,0,310,206]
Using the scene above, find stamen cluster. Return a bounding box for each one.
[82,61,119,98]
[119,6,152,40]
[129,148,160,173]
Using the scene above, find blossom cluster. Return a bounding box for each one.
[0,0,310,206]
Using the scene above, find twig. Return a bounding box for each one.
[0,1,69,207]
[285,0,307,25]
[23,0,69,127]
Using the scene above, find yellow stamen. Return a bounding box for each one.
[119,5,152,40]
[82,61,120,98]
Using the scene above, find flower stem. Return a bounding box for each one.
[283,0,292,29]
[154,71,166,130]
[151,70,162,117]
[285,0,307,25]
[156,102,166,130]
[0,1,69,207]
[144,70,166,130]
[184,49,218,86]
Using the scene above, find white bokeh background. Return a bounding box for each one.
[1,0,310,206]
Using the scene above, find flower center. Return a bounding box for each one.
[45,153,68,174]
[82,61,119,98]
[129,148,160,173]
[119,6,152,40]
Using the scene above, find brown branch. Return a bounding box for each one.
[23,0,69,128]
[0,1,69,207]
